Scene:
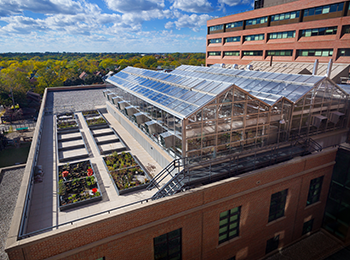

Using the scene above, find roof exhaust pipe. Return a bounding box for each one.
[326,59,333,78]
[312,59,318,75]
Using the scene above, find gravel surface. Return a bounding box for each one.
[46,88,106,114]
[0,167,25,260]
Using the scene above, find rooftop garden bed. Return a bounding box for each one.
[56,112,78,130]
[82,110,99,117]
[103,151,150,195]
[58,160,102,210]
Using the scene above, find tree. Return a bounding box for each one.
[140,56,157,68]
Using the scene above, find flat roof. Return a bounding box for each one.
[17,86,173,238]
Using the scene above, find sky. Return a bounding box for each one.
[0,0,254,53]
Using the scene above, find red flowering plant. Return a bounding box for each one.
[87,168,93,176]
[92,188,98,194]
[62,171,69,178]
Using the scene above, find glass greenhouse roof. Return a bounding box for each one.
[172,65,327,105]
[107,65,342,119]
[107,66,232,119]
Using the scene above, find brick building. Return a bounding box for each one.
[4,62,350,260]
[206,0,350,66]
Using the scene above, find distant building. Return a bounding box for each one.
[206,0,350,66]
[79,71,88,80]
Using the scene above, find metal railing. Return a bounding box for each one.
[18,197,152,239]
[0,122,36,132]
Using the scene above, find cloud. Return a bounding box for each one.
[218,0,253,8]
[104,0,164,13]
[174,13,211,32]
[0,0,84,17]
[165,21,174,29]
[171,0,213,13]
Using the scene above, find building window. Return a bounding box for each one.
[225,36,241,43]
[208,51,221,56]
[226,21,243,29]
[302,219,314,235]
[307,176,324,205]
[242,51,263,56]
[301,26,337,37]
[268,31,295,39]
[246,17,268,26]
[154,229,182,260]
[297,49,333,57]
[209,25,224,32]
[304,3,344,17]
[266,235,280,254]
[338,48,350,56]
[244,34,264,41]
[218,206,241,244]
[266,50,293,56]
[271,11,300,22]
[224,51,240,56]
[96,258,105,260]
[342,25,350,34]
[268,189,288,222]
[208,38,222,44]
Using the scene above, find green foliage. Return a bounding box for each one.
[0,52,205,105]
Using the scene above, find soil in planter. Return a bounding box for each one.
[82,110,99,116]
[57,120,78,129]
[86,116,107,126]
[104,151,138,171]
[58,160,93,181]
[110,166,149,191]
[59,176,100,206]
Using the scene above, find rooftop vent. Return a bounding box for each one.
[145,121,163,135]
[160,132,175,148]
[125,106,137,117]
[232,64,239,69]
[312,115,327,128]
[329,112,345,125]
[112,96,122,105]
[117,100,129,110]
[132,112,149,125]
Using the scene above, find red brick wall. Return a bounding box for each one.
[206,0,350,65]
[7,149,337,260]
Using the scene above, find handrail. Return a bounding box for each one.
[18,197,152,239]
[147,159,182,190]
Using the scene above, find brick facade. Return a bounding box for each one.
[206,0,350,66]
[6,148,337,260]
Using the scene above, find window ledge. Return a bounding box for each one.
[305,200,321,210]
[217,236,241,248]
[266,216,286,227]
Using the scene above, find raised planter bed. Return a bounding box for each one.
[58,160,102,210]
[82,110,108,127]
[57,112,79,132]
[103,152,150,195]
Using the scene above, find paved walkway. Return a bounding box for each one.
[25,109,172,234]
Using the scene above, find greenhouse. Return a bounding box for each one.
[106,65,349,160]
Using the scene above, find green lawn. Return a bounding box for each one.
[0,143,31,168]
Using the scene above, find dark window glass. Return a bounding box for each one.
[219,206,241,244]
[298,49,333,57]
[343,25,350,34]
[266,235,280,254]
[339,48,350,56]
[244,34,264,41]
[242,51,263,56]
[224,51,240,56]
[301,26,337,37]
[154,229,182,260]
[307,176,324,205]
[208,38,222,44]
[208,51,221,56]
[225,36,241,43]
[302,219,314,235]
[268,189,288,222]
[226,21,243,29]
[267,50,293,56]
[209,25,224,32]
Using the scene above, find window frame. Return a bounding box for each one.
[154,229,182,260]
[218,206,241,244]
[268,189,288,222]
[306,176,324,206]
